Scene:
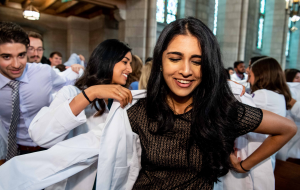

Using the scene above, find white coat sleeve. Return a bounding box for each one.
[291,101,300,120]
[28,86,87,148]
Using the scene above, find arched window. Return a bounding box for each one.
[156,0,178,24]
[256,0,266,49]
[213,0,219,35]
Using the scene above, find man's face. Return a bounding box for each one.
[0,43,27,80]
[49,54,62,67]
[27,37,43,63]
[235,63,245,74]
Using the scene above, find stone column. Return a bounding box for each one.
[114,8,126,42]
[196,0,215,31]
[217,0,248,68]
[67,16,90,60]
[125,0,148,61]
[146,0,157,59]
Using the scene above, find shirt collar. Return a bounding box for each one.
[0,64,29,89]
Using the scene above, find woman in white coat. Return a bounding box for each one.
[248,57,292,169]
[26,39,133,190]
[28,39,133,148]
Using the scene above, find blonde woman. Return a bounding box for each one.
[138,61,152,89]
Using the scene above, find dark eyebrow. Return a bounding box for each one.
[191,55,202,58]
[18,51,27,55]
[167,52,202,58]
[124,57,130,61]
[167,52,183,56]
[0,53,11,56]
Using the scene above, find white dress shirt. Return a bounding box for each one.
[230,73,249,88]
[0,63,77,157]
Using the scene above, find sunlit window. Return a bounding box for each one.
[256,0,266,49]
[286,18,292,57]
[213,0,219,35]
[156,0,178,24]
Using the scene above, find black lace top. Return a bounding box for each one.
[127,99,263,190]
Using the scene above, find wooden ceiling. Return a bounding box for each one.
[0,0,126,19]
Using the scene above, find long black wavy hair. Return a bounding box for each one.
[146,17,239,182]
[75,39,131,116]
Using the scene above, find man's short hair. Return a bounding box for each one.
[234,61,244,68]
[27,31,43,42]
[50,51,62,58]
[0,22,30,47]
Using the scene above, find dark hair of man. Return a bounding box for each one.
[146,17,239,182]
[0,22,29,47]
[50,51,62,58]
[75,39,131,116]
[251,57,292,109]
[285,68,300,82]
[27,31,43,42]
[234,61,244,68]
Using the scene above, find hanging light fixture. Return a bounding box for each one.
[23,1,40,20]
[286,0,300,32]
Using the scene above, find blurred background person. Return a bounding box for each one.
[285,69,300,83]
[230,61,248,87]
[128,54,143,90]
[228,67,234,75]
[49,51,62,67]
[27,31,45,64]
[138,60,152,90]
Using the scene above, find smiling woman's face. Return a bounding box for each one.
[111,51,132,85]
[162,34,202,99]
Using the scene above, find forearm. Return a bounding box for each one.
[242,133,292,170]
[242,109,297,170]
[69,86,97,116]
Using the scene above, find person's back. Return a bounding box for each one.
[252,89,286,117]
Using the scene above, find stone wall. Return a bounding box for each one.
[0,6,119,62]
[125,0,148,62]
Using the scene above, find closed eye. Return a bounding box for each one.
[169,58,181,62]
[192,61,201,65]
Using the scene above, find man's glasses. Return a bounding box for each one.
[28,47,44,53]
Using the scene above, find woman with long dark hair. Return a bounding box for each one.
[29,38,133,148]
[0,18,296,190]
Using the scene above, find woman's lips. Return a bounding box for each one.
[174,78,193,88]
